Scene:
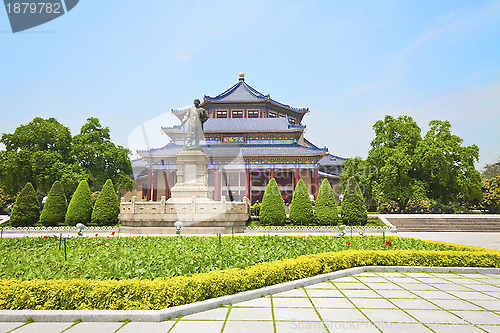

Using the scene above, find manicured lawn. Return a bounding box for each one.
[0,235,476,280]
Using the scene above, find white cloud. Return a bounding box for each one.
[176,53,191,61]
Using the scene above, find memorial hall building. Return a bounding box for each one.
[133,73,345,204]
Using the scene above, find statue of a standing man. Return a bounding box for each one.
[182,99,208,148]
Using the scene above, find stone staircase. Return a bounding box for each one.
[381,214,500,232]
[0,215,10,225]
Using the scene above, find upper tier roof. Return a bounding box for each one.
[203,75,309,113]
[162,117,305,135]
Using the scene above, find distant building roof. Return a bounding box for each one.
[319,153,346,166]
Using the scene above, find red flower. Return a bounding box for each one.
[43,236,48,239]
[111,232,115,236]
[99,241,104,246]
[346,241,352,246]
[386,240,392,246]
[107,236,110,239]
[88,238,91,240]
[54,236,57,239]
[95,233,98,237]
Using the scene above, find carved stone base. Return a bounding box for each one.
[119,149,250,234]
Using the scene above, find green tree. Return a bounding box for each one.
[40,181,68,226]
[479,176,500,213]
[339,157,375,202]
[415,120,482,205]
[367,115,424,211]
[72,118,132,192]
[259,178,286,226]
[91,179,120,226]
[341,177,367,226]
[0,117,131,197]
[314,179,338,225]
[10,182,40,227]
[0,117,85,196]
[481,159,500,179]
[65,180,92,225]
[0,187,15,215]
[363,116,482,210]
[289,179,313,225]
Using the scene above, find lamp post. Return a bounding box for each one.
[76,223,86,236]
[174,221,183,235]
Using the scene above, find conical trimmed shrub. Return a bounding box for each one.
[259,178,286,226]
[289,179,313,225]
[314,179,338,225]
[341,177,367,226]
[91,179,120,226]
[40,181,68,226]
[65,180,92,225]
[10,182,39,227]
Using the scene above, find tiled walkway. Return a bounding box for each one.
[2,271,499,333]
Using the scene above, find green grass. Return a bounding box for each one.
[0,236,476,281]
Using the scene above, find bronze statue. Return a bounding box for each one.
[180,99,208,148]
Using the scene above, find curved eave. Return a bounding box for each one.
[202,98,309,115]
[138,144,328,159]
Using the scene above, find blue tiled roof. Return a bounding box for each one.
[162,118,305,134]
[319,153,346,166]
[204,78,308,113]
[318,170,341,178]
[138,142,327,158]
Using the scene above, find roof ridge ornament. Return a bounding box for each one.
[239,72,245,81]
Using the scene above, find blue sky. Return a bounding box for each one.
[1,0,499,168]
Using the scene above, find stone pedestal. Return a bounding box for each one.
[169,149,213,200]
[119,149,250,234]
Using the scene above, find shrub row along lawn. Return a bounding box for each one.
[1,236,499,310]
[0,236,476,280]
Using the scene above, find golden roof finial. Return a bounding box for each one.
[239,72,245,80]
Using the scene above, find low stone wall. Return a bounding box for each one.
[0,226,119,235]
[119,196,250,234]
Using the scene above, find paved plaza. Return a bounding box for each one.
[1,270,500,332]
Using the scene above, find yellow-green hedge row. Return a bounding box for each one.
[1,248,500,310]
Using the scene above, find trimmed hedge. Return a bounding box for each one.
[40,181,67,227]
[289,179,314,225]
[259,178,286,226]
[65,180,92,226]
[9,183,39,227]
[91,179,120,226]
[1,244,499,310]
[314,179,338,225]
[341,177,367,226]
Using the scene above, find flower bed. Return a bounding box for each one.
[0,236,498,310]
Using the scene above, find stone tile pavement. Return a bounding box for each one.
[2,271,499,333]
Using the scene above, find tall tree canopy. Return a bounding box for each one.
[415,120,482,204]
[0,117,132,196]
[72,117,132,191]
[340,116,482,210]
[481,159,500,179]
